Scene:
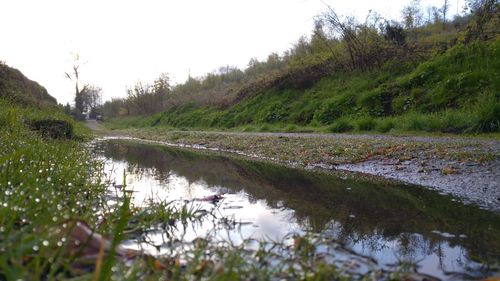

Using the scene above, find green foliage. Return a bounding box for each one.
[374,118,395,133]
[328,119,354,132]
[471,92,500,132]
[354,116,377,131]
[314,93,355,124]
[106,16,500,135]
[0,100,104,280]
[0,63,57,106]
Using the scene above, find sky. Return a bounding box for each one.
[0,0,465,105]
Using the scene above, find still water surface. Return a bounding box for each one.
[93,139,500,280]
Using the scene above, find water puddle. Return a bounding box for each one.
[92,139,500,280]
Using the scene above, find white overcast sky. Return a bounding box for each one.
[0,0,464,105]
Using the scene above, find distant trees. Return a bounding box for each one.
[126,77,170,115]
[103,98,127,118]
[103,74,171,118]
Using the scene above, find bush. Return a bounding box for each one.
[314,94,355,124]
[357,88,395,117]
[260,124,271,132]
[471,93,500,133]
[328,119,354,132]
[284,124,298,132]
[29,119,74,139]
[288,100,319,125]
[263,102,288,123]
[375,119,395,133]
[354,117,377,131]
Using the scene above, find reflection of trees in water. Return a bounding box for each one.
[126,163,172,188]
[98,140,500,265]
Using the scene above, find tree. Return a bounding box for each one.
[63,102,71,115]
[464,0,500,42]
[441,0,451,28]
[65,54,88,119]
[402,0,424,29]
[383,21,407,46]
[425,6,441,23]
[81,85,102,118]
[320,7,370,70]
[153,73,171,109]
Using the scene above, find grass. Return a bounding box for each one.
[105,40,500,135]
[0,99,107,280]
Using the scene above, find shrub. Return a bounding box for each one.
[260,124,271,132]
[29,119,74,139]
[328,119,354,132]
[314,94,355,124]
[375,119,395,133]
[284,124,298,132]
[263,102,288,123]
[354,117,376,131]
[397,113,431,131]
[471,93,500,133]
[356,89,392,117]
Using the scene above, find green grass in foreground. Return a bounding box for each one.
[0,100,108,279]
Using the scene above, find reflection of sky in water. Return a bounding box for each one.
[103,158,304,244]
[97,141,497,280]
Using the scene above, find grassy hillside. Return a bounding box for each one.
[107,40,500,134]
[0,62,57,106]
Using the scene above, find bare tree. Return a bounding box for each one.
[464,0,500,42]
[65,54,88,118]
[441,0,451,28]
[320,6,368,70]
[402,0,424,29]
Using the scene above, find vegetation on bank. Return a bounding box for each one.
[106,41,500,134]
[0,62,57,107]
[103,1,500,134]
[0,99,105,279]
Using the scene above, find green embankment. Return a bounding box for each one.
[107,40,500,134]
[0,62,57,106]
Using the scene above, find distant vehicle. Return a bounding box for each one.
[96,115,103,121]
